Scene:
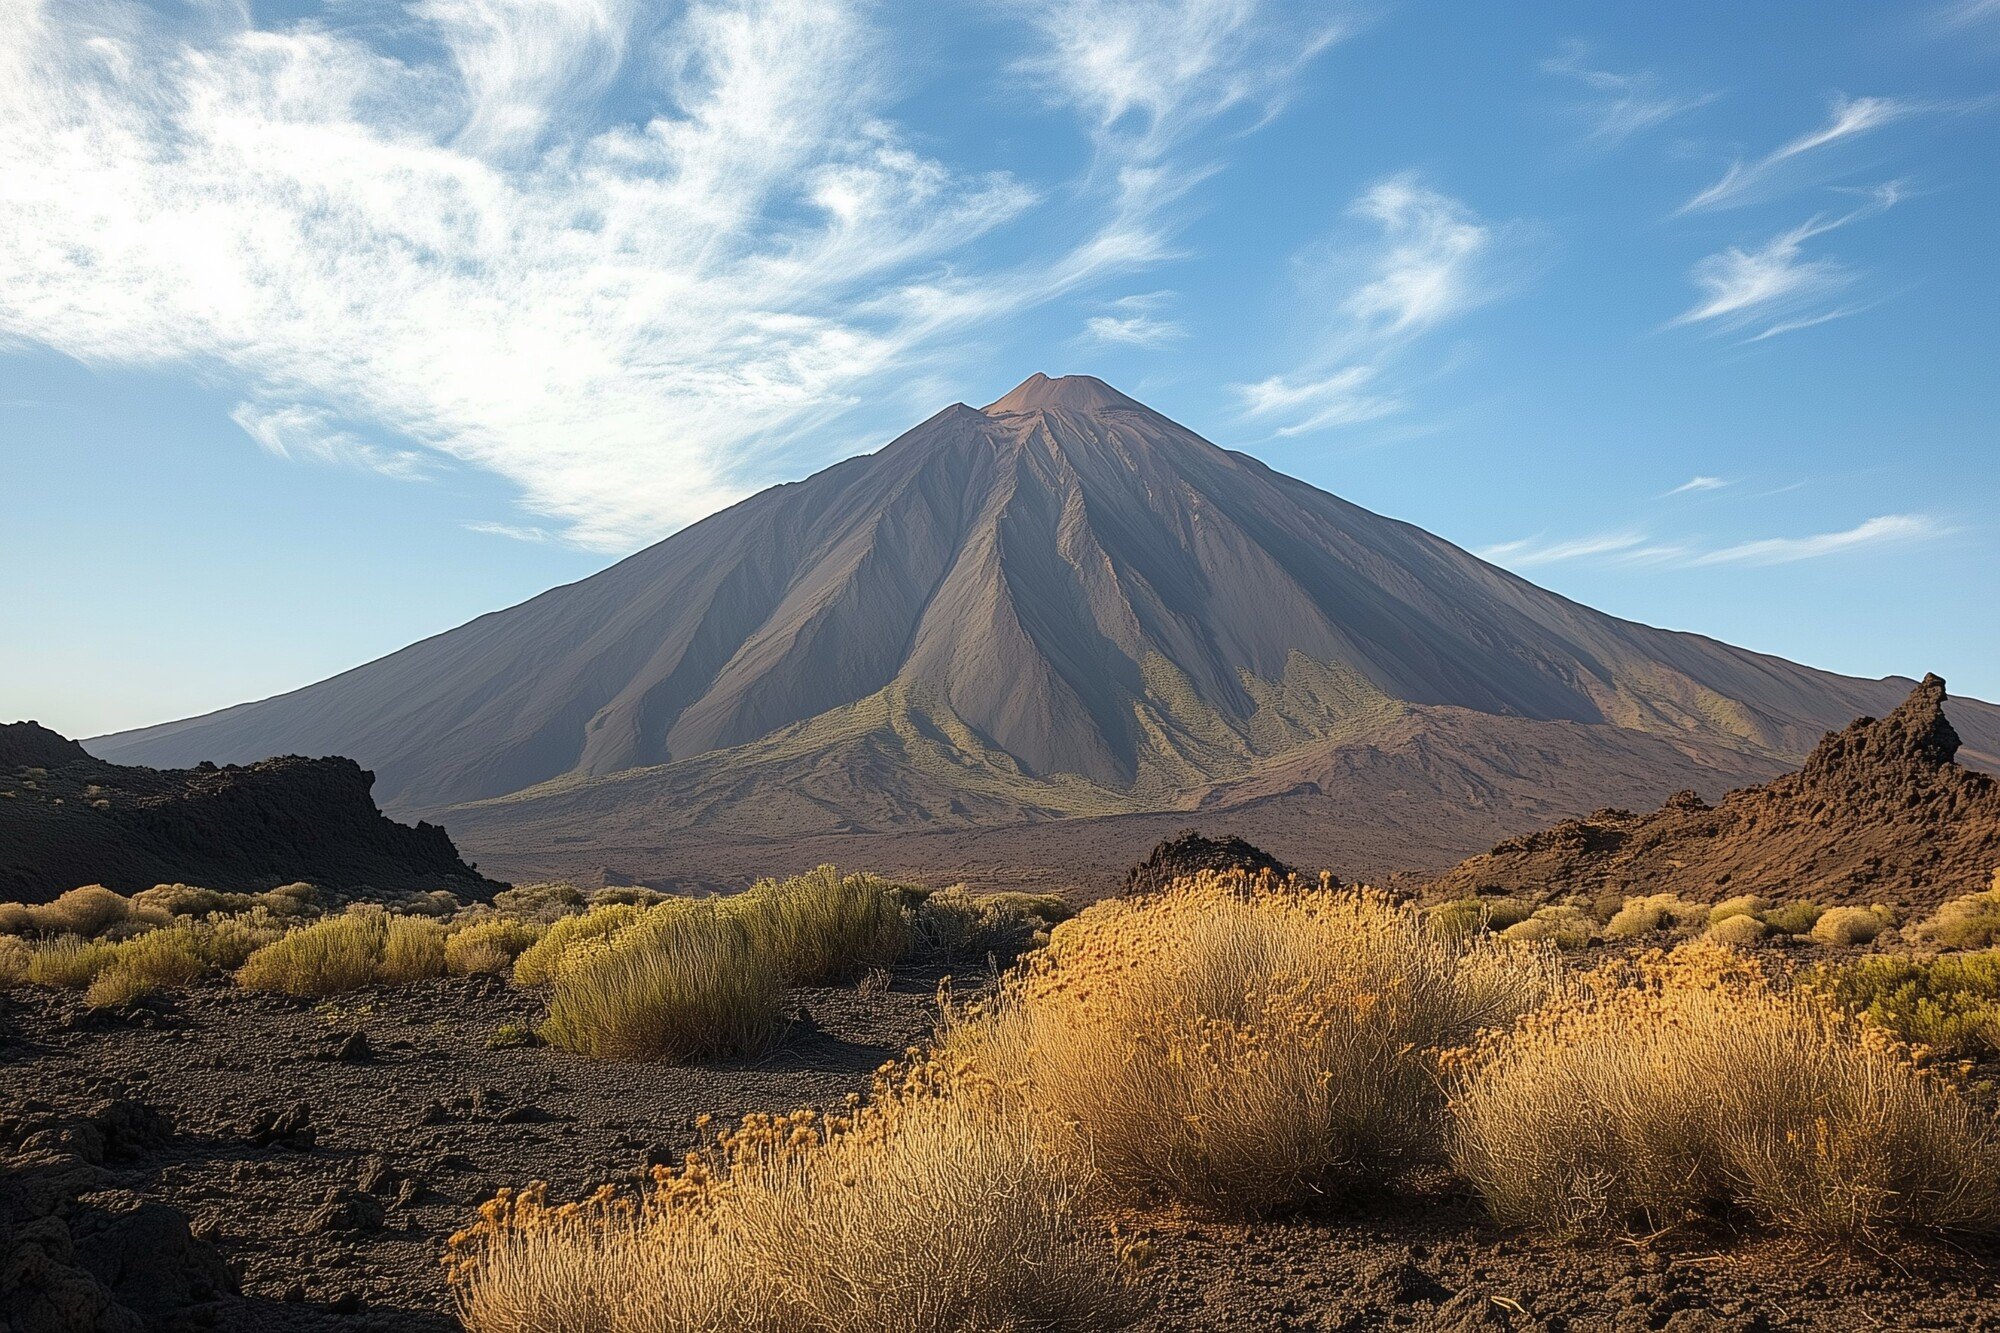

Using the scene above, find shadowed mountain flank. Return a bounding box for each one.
[86,375,2000,888]
[1,722,495,903]
[1424,675,2000,910]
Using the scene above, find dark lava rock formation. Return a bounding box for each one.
[0,721,495,904]
[1124,828,1294,896]
[1425,675,2000,910]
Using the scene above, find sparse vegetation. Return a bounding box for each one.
[235,908,451,996]
[0,935,31,987]
[537,905,784,1061]
[1809,951,2000,1058]
[85,925,208,1007]
[945,871,1559,1214]
[1448,944,2000,1240]
[1500,905,1596,949]
[1601,892,1707,940]
[26,935,117,989]
[906,885,1062,963]
[1706,912,1769,947]
[1810,904,1897,947]
[447,919,543,975]
[733,867,907,984]
[1913,874,2000,950]
[1427,896,1534,940]
[1761,899,1826,937]
[448,1077,1132,1333]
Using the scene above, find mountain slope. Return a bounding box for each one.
[90,374,2000,886]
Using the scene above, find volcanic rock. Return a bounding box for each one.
[1425,675,2000,910]
[1123,829,1294,896]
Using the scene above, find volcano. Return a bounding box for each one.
[90,374,2000,890]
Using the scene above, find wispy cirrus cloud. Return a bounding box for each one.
[1680,94,1917,213]
[0,0,1341,552]
[1671,182,1903,339]
[1083,291,1187,346]
[1236,174,1527,436]
[1479,513,1946,571]
[1541,41,1717,147]
[1664,475,1730,496]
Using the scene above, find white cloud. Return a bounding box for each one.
[1664,475,1729,496]
[1083,291,1187,346]
[4,0,1330,552]
[1541,42,1716,146]
[1681,95,1914,212]
[1234,174,1520,436]
[1479,514,1945,572]
[1686,514,1944,566]
[1671,183,1902,338]
[464,520,553,542]
[231,402,434,482]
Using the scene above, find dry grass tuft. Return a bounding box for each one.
[0,935,30,988]
[1810,905,1896,948]
[944,871,1559,1214]
[235,908,448,995]
[1501,905,1596,950]
[447,919,543,975]
[85,926,209,1007]
[906,885,1058,964]
[733,867,907,984]
[1913,875,2000,950]
[1602,893,1707,940]
[39,885,132,937]
[26,935,117,989]
[538,906,783,1062]
[1448,943,2000,1240]
[1706,913,1769,947]
[379,915,448,984]
[449,1075,1132,1333]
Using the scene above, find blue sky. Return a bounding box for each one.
[3,0,1996,737]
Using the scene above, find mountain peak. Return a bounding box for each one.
[982,373,1142,416]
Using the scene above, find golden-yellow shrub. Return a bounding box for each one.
[0,901,36,936]
[1811,905,1895,947]
[1913,878,2000,950]
[538,906,783,1062]
[1427,896,1534,940]
[449,1077,1132,1333]
[944,872,1559,1214]
[86,926,209,1007]
[194,908,290,970]
[730,867,907,984]
[39,885,131,938]
[26,935,117,988]
[1706,913,1769,947]
[1448,944,2000,1239]
[1501,905,1596,950]
[378,915,448,983]
[511,903,647,985]
[1602,893,1706,939]
[237,913,386,995]
[0,936,30,987]
[447,919,543,975]
[1708,895,1771,926]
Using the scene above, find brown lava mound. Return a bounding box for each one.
[1425,674,2000,911]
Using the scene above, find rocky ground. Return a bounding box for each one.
[4,976,1999,1332]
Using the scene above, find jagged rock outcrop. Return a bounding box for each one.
[1123,829,1295,896]
[1425,675,2000,910]
[0,724,496,904]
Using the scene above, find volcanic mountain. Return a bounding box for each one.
[89,374,2000,889]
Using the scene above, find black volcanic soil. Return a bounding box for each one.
[6,977,1999,1331]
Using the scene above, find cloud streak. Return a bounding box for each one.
[1681,95,1915,212]
[1236,174,1522,435]
[1479,514,1945,571]
[1541,42,1716,146]
[0,0,1339,551]
[1671,183,1903,338]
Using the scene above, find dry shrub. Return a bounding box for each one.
[1761,900,1826,937]
[448,920,543,975]
[263,882,321,917]
[449,1078,1131,1333]
[1706,912,1769,947]
[1811,905,1896,948]
[237,913,386,995]
[512,904,647,985]
[195,908,291,970]
[379,915,448,983]
[539,906,783,1062]
[0,902,36,936]
[1602,893,1706,940]
[1448,944,2000,1240]
[26,936,117,988]
[1808,952,2000,1058]
[86,926,209,1007]
[492,881,587,923]
[1427,896,1534,940]
[0,936,30,987]
[732,867,907,984]
[906,886,1051,964]
[945,872,1559,1215]
[1708,895,1771,926]
[39,885,131,937]
[1913,877,2000,950]
[1502,905,1596,950]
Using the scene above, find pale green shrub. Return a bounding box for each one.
[1811,905,1896,948]
[447,919,543,975]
